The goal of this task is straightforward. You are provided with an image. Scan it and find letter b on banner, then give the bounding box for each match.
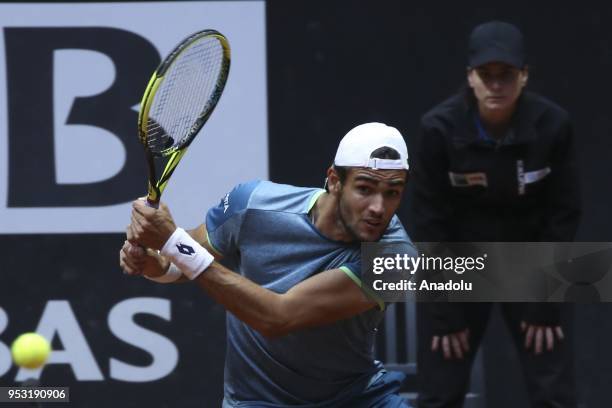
[5,27,160,207]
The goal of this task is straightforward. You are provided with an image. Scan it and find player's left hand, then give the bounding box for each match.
[521,321,564,355]
[128,199,177,250]
[119,240,166,277]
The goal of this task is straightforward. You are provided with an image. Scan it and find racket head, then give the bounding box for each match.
[137,29,231,204]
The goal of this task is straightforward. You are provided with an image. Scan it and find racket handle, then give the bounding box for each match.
[139,198,158,252]
[146,199,159,209]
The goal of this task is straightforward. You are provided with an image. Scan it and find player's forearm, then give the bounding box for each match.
[153,227,292,335]
[194,262,289,337]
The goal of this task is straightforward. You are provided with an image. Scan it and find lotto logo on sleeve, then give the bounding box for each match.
[176,244,195,256]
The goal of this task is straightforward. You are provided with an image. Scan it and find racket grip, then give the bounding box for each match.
[139,198,158,251]
[146,199,160,209]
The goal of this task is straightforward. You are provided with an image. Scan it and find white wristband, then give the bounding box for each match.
[160,227,214,280]
[144,263,183,283]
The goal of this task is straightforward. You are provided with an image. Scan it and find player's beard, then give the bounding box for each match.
[336,188,383,242]
[336,202,361,242]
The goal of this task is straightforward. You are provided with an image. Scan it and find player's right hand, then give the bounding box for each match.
[119,240,167,278]
[128,200,177,250]
[431,329,470,360]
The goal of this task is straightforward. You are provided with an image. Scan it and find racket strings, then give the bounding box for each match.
[146,37,225,154]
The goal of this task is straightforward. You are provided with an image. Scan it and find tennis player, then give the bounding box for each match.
[120,122,416,407]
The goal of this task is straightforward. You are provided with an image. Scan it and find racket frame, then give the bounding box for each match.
[137,29,231,206]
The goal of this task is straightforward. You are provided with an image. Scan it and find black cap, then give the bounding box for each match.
[468,21,525,68]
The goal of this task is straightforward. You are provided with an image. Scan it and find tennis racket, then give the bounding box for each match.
[137,29,231,208]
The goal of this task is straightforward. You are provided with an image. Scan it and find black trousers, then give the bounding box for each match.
[416,303,576,408]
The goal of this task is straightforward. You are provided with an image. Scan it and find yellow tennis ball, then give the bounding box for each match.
[11,333,51,369]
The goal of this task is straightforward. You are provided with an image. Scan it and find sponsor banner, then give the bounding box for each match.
[0,234,226,406]
[362,242,612,302]
[0,1,267,233]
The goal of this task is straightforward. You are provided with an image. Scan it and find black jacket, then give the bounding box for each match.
[411,90,582,332]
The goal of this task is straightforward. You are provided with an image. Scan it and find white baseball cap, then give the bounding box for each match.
[334,122,409,170]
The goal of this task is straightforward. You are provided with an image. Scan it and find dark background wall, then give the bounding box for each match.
[267,0,612,242]
[266,2,612,407]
